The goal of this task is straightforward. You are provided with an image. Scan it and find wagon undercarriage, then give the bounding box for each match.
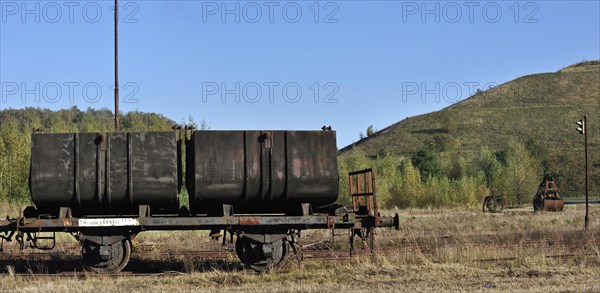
[0,204,399,273]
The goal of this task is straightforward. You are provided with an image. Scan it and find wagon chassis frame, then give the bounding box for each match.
[0,168,399,272]
[0,211,397,235]
[0,206,399,272]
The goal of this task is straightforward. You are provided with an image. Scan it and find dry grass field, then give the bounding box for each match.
[0,205,598,292]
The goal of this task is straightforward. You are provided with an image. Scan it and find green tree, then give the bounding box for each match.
[367,125,375,136]
[388,160,422,208]
[423,176,451,207]
[337,147,369,206]
[477,146,504,189]
[448,156,468,180]
[426,135,455,152]
[502,140,542,205]
[371,154,402,206]
[411,146,441,180]
[0,116,30,202]
[455,175,487,207]
[525,138,552,173]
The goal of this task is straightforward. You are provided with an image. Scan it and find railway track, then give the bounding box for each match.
[0,233,597,277]
[1,250,595,278]
[0,247,361,262]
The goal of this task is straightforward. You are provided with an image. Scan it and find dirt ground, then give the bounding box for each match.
[0,205,598,292]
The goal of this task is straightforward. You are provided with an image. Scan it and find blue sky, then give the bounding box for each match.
[1,1,599,147]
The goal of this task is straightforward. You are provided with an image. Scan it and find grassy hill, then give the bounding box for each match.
[340,61,600,194]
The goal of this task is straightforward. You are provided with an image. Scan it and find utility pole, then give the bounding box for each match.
[114,0,120,132]
[576,115,588,230]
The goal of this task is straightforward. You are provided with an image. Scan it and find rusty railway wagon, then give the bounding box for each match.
[0,127,398,273]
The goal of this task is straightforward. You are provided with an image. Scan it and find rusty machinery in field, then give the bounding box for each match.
[533,175,565,212]
[483,189,504,213]
[0,128,399,273]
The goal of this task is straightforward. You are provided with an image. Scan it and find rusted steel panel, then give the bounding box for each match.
[30,132,179,216]
[239,217,260,225]
[9,213,398,234]
[141,215,329,229]
[246,216,330,225]
[327,216,335,229]
[30,133,76,206]
[187,130,339,214]
[14,215,353,229]
[286,131,339,203]
[543,199,565,211]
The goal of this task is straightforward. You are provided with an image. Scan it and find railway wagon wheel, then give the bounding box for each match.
[482,197,490,213]
[483,196,504,213]
[235,236,289,272]
[82,239,132,273]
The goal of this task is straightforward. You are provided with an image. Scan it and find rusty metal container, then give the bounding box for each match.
[541,198,565,211]
[30,132,180,215]
[532,175,564,212]
[186,130,339,214]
